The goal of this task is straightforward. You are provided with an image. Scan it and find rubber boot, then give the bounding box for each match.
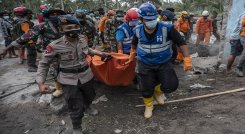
[143,97,154,119]
[52,82,64,97]
[153,84,165,105]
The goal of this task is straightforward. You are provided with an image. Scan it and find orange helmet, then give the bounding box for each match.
[107,10,115,16]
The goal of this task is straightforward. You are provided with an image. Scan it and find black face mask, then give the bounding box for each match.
[79,20,86,25]
[65,30,80,38]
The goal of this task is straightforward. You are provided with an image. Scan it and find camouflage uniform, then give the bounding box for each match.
[11,21,62,77]
[80,19,97,48]
[104,18,118,52]
[12,17,37,69]
[12,21,62,49]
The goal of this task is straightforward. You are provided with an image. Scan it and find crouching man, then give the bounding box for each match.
[36,15,109,134]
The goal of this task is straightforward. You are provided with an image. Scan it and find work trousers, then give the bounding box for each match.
[136,61,179,98]
[237,37,245,70]
[195,32,211,45]
[213,30,220,42]
[60,79,95,129]
[26,45,37,67]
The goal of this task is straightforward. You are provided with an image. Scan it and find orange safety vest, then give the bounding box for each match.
[195,17,213,34]
[177,17,190,33]
[240,16,245,36]
[99,16,109,32]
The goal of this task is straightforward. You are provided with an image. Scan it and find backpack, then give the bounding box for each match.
[11,18,26,40]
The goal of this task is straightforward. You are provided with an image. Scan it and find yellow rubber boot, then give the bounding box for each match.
[154,84,165,105]
[52,82,64,97]
[143,97,154,119]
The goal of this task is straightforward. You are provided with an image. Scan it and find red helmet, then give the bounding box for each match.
[107,10,115,16]
[39,5,47,10]
[125,8,139,21]
[13,7,27,14]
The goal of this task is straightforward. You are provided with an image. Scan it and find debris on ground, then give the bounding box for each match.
[114,129,122,133]
[190,83,211,89]
[92,95,108,104]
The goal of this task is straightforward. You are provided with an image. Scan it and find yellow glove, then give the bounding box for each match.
[183,57,192,71]
[118,50,123,54]
[125,48,136,64]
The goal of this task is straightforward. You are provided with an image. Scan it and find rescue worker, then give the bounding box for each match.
[0,9,66,97]
[177,11,190,40]
[12,7,37,72]
[195,10,213,45]
[176,11,190,63]
[98,8,105,16]
[166,7,176,25]
[38,5,48,24]
[211,11,221,43]
[188,13,195,38]
[116,8,139,54]
[0,11,17,58]
[157,7,163,21]
[36,15,109,134]
[115,10,124,28]
[98,10,115,51]
[125,2,192,119]
[161,10,179,63]
[74,9,96,48]
[233,13,245,77]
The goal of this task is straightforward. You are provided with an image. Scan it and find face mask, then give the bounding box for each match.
[3,16,9,19]
[183,16,189,19]
[203,16,208,20]
[144,19,157,29]
[48,16,59,25]
[65,30,80,38]
[79,20,86,25]
[116,17,123,21]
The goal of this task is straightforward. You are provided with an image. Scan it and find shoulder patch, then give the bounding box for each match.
[45,44,54,54]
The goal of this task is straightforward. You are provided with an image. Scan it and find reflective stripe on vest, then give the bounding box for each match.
[135,23,172,65]
[120,23,133,54]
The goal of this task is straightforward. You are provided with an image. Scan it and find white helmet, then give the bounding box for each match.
[202,10,209,16]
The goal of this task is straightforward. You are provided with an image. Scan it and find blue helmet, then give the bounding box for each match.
[161,10,175,20]
[138,2,157,20]
[58,15,81,26]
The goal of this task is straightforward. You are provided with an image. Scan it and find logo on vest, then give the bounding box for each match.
[157,36,163,42]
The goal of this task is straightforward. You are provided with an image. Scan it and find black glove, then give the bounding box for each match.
[101,53,112,62]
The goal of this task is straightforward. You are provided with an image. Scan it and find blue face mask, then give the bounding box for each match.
[116,17,123,21]
[145,19,157,29]
[48,16,59,25]
[3,16,9,19]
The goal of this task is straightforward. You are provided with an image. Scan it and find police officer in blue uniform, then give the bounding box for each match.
[126,2,193,119]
